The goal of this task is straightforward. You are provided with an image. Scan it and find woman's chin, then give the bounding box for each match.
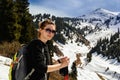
[47,38,52,40]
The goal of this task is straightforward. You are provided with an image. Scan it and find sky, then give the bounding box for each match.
[29,0,120,17]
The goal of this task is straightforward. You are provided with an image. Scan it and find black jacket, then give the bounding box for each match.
[25,39,50,80]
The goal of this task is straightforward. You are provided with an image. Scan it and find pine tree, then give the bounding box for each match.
[87,53,92,62]
[15,0,36,43]
[118,28,120,34]
[0,0,21,42]
[70,62,77,80]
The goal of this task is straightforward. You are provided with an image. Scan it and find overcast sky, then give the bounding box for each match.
[29,0,120,17]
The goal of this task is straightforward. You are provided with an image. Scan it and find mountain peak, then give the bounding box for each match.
[95,8,106,12]
[79,8,119,21]
[93,8,119,15]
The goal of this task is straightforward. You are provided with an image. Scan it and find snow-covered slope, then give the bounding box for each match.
[80,8,119,21]
[109,13,120,24]
[84,53,120,80]
[0,56,12,80]
[85,28,115,47]
[53,37,120,80]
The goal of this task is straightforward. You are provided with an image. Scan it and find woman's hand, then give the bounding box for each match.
[60,56,70,68]
[47,56,69,73]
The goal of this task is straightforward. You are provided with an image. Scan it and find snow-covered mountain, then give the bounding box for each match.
[110,13,120,25]
[103,13,120,30]
[67,8,120,45]
[79,8,119,22]
[78,8,120,29]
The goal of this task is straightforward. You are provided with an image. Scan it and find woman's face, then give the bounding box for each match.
[40,24,56,41]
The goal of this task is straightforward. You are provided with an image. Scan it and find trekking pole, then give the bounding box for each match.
[64,66,69,80]
[53,45,69,80]
[59,66,69,80]
[64,73,69,80]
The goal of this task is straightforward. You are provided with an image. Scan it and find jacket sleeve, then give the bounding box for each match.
[28,44,48,74]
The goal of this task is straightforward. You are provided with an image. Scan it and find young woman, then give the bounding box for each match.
[25,19,69,80]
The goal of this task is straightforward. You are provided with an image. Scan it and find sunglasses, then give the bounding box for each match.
[44,28,56,34]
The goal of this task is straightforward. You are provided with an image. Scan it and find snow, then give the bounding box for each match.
[86,53,120,80]
[0,56,12,80]
[58,43,120,80]
[77,68,101,80]
[86,28,115,47]
[93,8,119,16]
[80,8,119,21]
[0,64,10,80]
[52,26,119,80]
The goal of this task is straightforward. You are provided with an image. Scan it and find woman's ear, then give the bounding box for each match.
[37,28,42,37]
[38,28,42,32]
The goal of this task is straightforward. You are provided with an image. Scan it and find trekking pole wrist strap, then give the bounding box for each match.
[57,59,61,63]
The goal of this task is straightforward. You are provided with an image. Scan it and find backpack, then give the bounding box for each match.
[9,45,31,80]
[9,43,50,80]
